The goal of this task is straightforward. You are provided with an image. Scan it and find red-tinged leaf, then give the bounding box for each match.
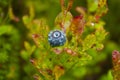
[67,0,74,11]
[32,34,44,48]
[52,48,63,54]
[95,15,100,22]
[30,59,38,66]
[64,48,77,55]
[112,50,120,80]
[70,15,85,36]
[60,0,74,11]
[112,50,120,64]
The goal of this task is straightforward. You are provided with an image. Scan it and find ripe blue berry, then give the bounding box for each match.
[48,30,66,47]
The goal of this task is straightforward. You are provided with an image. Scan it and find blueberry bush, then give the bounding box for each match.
[0,0,120,80]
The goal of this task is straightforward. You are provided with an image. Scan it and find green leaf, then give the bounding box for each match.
[82,34,96,51]
[87,0,98,12]
[95,43,104,51]
[107,70,113,80]
[0,25,12,36]
[24,41,36,55]
[95,26,108,42]
[22,15,31,25]
[55,11,73,29]
[99,70,113,80]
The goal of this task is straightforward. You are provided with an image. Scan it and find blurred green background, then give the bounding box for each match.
[0,0,120,80]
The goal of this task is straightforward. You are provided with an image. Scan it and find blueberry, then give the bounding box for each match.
[48,30,66,47]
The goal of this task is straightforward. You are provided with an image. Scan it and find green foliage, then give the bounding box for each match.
[0,0,119,80]
[0,24,20,79]
[21,0,109,80]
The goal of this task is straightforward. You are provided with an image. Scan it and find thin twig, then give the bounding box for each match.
[67,0,74,11]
